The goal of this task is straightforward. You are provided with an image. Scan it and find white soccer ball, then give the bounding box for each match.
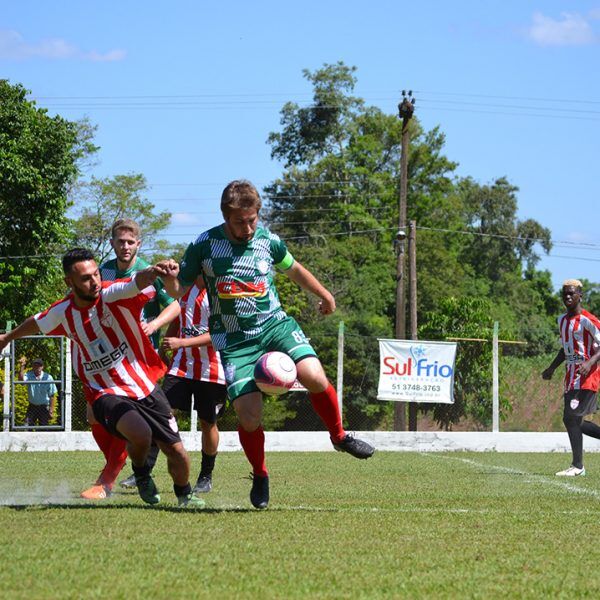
[254,351,297,395]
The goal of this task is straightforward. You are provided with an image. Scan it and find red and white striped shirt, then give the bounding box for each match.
[558,309,600,392]
[168,285,224,384]
[35,278,167,402]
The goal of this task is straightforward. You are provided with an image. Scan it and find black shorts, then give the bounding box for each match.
[92,386,181,446]
[563,389,598,418]
[162,374,227,424]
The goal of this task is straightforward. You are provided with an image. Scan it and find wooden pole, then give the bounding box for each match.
[394,91,414,431]
[408,220,418,431]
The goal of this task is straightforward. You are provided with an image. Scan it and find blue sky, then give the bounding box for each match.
[2,1,599,289]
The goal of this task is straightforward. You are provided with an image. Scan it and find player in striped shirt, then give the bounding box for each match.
[542,279,600,476]
[161,280,227,493]
[81,218,180,499]
[0,248,204,508]
[156,179,375,510]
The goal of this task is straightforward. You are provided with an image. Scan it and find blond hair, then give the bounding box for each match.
[562,279,583,290]
[111,218,141,240]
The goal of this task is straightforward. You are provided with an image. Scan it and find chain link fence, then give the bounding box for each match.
[1,330,569,433]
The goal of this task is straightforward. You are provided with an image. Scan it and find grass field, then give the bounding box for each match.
[1,450,600,599]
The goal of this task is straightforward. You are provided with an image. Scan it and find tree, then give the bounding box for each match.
[579,278,600,317]
[418,297,497,429]
[265,62,558,430]
[71,173,171,264]
[458,177,552,283]
[0,80,87,323]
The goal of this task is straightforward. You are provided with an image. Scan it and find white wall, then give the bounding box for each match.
[2,431,600,453]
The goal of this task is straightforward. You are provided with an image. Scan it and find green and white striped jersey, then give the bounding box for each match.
[178,224,295,350]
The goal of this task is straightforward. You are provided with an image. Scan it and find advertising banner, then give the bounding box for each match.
[377,339,457,403]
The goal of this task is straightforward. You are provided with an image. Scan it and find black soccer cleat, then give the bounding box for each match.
[135,474,161,505]
[333,434,375,459]
[250,474,269,509]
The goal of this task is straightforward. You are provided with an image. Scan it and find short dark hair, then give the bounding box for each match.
[62,248,95,274]
[220,180,262,217]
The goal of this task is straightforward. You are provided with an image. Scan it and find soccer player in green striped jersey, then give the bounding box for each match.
[157,180,374,509]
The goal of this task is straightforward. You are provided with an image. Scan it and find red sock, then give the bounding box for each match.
[92,423,127,489]
[92,423,113,462]
[309,382,346,444]
[238,426,268,477]
[100,437,127,489]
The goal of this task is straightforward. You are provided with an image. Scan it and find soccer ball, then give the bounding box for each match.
[254,351,297,395]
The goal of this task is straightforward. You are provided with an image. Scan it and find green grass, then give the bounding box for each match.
[2,451,600,599]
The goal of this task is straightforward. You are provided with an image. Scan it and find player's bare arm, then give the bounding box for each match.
[542,349,565,380]
[154,260,190,299]
[133,266,162,290]
[0,316,41,353]
[142,300,181,337]
[162,332,212,352]
[578,349,600,378]
[285,261,336,315]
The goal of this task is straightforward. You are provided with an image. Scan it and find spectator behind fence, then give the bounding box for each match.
[18,356,57,426]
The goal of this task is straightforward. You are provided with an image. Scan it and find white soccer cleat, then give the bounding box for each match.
[555,466,586,477]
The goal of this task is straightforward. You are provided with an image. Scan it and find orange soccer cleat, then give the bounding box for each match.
[80,484,111,500]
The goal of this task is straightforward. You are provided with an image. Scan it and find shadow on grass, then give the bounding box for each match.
[3,502,340,514]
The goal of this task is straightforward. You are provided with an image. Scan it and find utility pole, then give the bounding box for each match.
[408,219,418,431]
[394,90,415,431]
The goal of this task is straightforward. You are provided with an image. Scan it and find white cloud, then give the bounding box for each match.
[527,11,597,46]
[589,8,600,20]
[0,29,125,61]
[565,231,593,243]
[171,212,202,225]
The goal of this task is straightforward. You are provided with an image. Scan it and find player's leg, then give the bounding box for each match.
[271,317,374,459]
[138,386,204,508]
[155,440,190,486]
[220,341,270,506]
[562,413,584,470]
[557,390,590,476]
[233,391,269,509]
[582,419,600,439]
[92,394,160,504]
[81,402,127,499]
[193,381,227,493]
[234,391,266,471]
[118,443,160,490]
[115,411,153,466]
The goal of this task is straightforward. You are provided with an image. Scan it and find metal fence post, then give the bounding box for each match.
[336,321,344,417]
[2,321,12,432]
[64,337,72,432]
[492,321,499,433]
[190,406,198,432]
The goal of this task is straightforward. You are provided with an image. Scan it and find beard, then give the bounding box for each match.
[71,282,100,303]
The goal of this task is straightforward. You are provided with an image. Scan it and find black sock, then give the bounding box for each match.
[200,451,217,478]
[564,414,584,469]
[173,483,192,498]
[146,444,160,470]
[582,420,600,440]
[132,463,151,479]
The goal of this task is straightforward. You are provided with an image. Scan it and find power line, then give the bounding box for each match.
[416,90,600,106]
[32,89,600,106]
[3,224,600,259]
[416,225,600,250]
